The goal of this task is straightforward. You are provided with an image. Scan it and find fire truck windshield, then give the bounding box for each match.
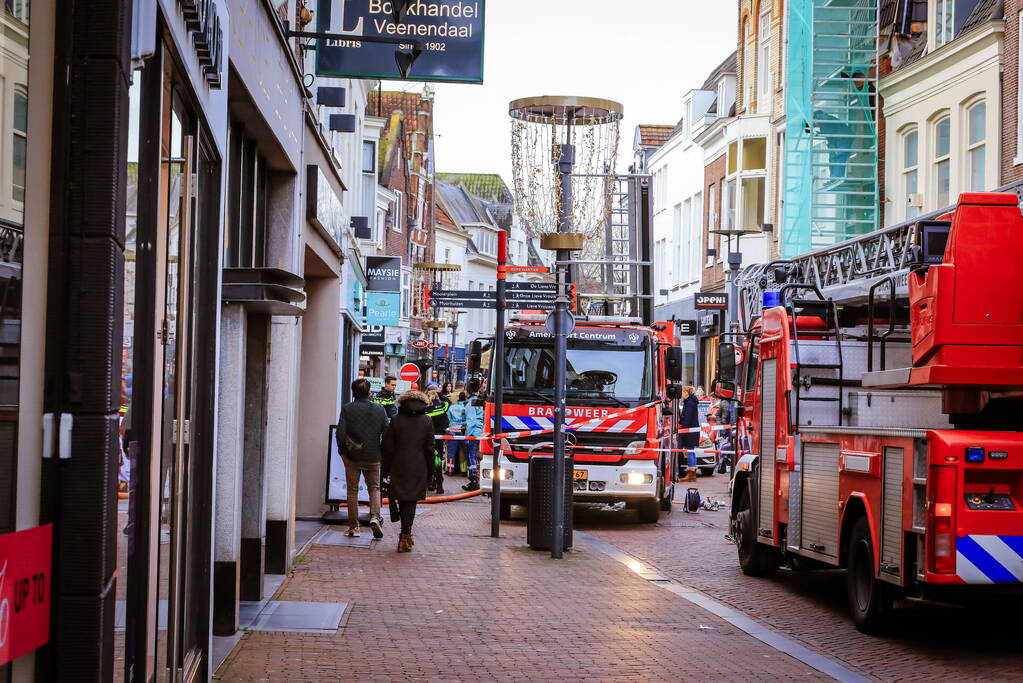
[503,338,653,402]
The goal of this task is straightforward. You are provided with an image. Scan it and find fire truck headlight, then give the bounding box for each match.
[621,472,653,485]
[625,440,647,456]
[483,468,512,480]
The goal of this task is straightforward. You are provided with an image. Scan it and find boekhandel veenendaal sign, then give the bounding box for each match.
[315,0,485,83]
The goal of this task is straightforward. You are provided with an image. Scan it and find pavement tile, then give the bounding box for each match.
[215,494,826,682]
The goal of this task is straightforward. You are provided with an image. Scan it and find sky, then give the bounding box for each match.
[422,0,739,184]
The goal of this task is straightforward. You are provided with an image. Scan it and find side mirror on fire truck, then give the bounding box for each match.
[665,346,684,382]
[717,342,736,383]
[713,380,736,400]
[467,340,483,374]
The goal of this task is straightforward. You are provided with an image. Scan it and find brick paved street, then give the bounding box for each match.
[215,492,826,682]
[583,475,1023,682]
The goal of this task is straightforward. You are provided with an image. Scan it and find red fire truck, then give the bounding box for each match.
[724,192,1023,632]
[477,316,683,522]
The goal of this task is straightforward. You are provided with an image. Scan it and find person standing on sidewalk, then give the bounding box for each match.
[425,384,450,494]
[462,388,485,491]
[382,390,436,552]
[677,385,700,482]
[337,378,389,539]
[445,391,467,476]
[374,375,398,419]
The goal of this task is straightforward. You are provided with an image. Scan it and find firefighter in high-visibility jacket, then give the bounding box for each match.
[374,375,398,419]
[425,384,450,494]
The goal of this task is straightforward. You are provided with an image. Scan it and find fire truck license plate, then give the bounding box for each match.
[573,469,588,480]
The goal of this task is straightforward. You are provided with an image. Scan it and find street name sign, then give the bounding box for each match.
[695,292,728,310]
[315,0,485,83]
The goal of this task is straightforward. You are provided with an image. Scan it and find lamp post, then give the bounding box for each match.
[448,311,465,383]
[707,225,761,331]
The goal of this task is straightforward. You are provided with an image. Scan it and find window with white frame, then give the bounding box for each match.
[1018,12,1023,164]
[655,238,668,295]
[13,89,27,202]
[758,5,772,111]
[672,203,682,284]
[935,0,954,47]
[362,140,376,174]
[902,128,920,219]
[967,101,986,192]
[706,184,717,266]
[723,177,736,232]
[934,116,951,207]
[682,198,692,283]
[402,271,411,319]
[691,191,703,279]
[392,190,403,231]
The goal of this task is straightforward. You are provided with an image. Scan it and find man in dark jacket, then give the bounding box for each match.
[382,390,436,552]
[374,375,398,418]
[678,386,700,482]
[337,378,389,538]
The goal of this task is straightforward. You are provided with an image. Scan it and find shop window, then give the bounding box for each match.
[12,89,27,202]
[902,128,919,219]
[225,123,268,268]
[933,116,951,207]
[967,101,986,192]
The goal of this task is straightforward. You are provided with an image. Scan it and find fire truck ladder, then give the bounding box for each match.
[572,174,653,322]
[782,285,844,427]
[737,178,1023,330]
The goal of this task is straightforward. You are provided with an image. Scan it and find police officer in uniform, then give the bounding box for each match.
[424,383,450,494]
[374,375,398,419]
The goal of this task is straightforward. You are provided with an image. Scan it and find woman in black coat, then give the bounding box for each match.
[678,386,701,482]
[382,390,436,552]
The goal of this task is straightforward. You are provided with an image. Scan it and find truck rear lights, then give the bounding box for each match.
[965,446,985,463]
[927,465,958,574]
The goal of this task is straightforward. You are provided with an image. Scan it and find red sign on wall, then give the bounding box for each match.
[0,524,52,665]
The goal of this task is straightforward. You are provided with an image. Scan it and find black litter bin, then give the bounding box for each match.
[527,454,574,551]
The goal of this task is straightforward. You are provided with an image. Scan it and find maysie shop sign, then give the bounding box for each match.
[179,0,225,88]
[315,0,485,83]
[0,525,52,666]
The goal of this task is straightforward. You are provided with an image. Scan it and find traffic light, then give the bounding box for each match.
[412,359,433,378]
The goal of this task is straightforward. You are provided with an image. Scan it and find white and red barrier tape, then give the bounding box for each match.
[437,400,661,441]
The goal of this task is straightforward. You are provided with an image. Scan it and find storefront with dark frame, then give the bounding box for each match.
[38,2,228,680]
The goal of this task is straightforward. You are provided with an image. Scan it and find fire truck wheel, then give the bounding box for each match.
[499,498,513,520]
[847,516,893,633]
[736,486,780,576]
[659,482,674,512]
[637,499,660,523]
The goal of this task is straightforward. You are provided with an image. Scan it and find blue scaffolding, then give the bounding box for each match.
[783,0,879,257]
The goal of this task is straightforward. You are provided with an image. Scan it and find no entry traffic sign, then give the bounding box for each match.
[399,363,420,383]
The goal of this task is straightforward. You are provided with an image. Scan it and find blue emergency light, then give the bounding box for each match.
[965,446,985,463]
[763,291,781,308]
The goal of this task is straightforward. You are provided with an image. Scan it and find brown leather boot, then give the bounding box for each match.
[397,533,412,552]
[681,468,699,482]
